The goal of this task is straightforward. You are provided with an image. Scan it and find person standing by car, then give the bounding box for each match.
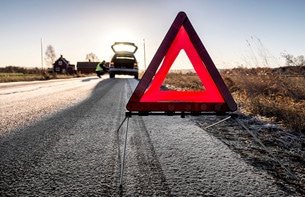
[96,60,106,78]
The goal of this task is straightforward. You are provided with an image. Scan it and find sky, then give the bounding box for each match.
[1,0,305,70]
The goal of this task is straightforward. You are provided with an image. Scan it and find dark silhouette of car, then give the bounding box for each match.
[109,42,138,79]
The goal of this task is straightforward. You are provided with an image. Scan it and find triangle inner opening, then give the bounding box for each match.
[161,49,205,91]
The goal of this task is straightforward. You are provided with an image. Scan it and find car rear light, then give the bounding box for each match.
[110,61,114,67]
[134,62,138,67]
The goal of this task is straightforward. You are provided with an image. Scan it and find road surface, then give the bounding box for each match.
[0,76,293,196]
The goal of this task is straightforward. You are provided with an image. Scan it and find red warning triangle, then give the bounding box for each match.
[126,11,237,112]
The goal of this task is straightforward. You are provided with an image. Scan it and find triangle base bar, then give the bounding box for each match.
[127,102,230,112]
[125,111,231,118]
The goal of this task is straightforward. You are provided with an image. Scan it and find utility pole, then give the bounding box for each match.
[41,37,43,70]
[143,38,146,70]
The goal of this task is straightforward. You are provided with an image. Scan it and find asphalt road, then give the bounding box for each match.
[0,76,293,196]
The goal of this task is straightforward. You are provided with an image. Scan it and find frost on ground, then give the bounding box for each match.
[191,113,305,196]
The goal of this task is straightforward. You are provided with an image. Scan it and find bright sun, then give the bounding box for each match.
[102,28,139,59]
[106,28,137,44]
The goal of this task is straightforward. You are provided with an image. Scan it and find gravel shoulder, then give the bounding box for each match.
[191,113,305,196]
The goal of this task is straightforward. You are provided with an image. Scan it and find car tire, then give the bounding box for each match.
[134,74,138,79]
[110,73,115,78]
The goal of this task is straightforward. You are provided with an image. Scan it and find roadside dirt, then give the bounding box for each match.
[192,113,305,196]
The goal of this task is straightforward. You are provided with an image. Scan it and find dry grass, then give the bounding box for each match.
[0,72,51,82]
[0,72,80,82]
[0,66,89,83]
[222,67,305,134]
[162,72,204,91]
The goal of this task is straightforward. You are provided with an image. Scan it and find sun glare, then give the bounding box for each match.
[106,28,136,44]
[102,28,139,58]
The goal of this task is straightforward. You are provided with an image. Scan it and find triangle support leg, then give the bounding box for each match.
[118,115,130,195]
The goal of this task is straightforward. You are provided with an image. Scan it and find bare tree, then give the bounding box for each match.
[282,53,305,67]
[45,45,56,67]
[86,53,99,62]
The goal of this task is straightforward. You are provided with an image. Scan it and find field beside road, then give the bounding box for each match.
[0,66,89,83]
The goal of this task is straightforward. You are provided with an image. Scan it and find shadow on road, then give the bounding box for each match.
[81,77,99,82]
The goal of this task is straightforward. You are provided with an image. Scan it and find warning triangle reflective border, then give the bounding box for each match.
[126,11,237,112]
